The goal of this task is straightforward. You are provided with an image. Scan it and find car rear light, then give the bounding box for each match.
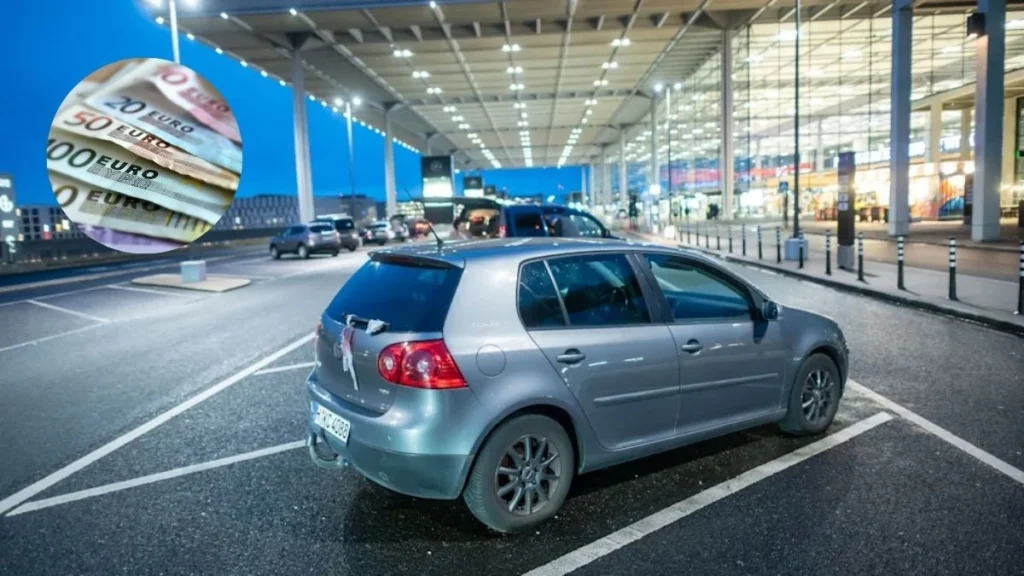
[498,225,506,238]
[377,340,466,389]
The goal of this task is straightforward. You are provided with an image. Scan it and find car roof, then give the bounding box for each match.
[371,237,714,268]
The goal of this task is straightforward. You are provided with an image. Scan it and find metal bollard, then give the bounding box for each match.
[825,230,832,276]
[742,224,747,256]
[857,232,864,281]
[798,232,804,269]
[728,227,733,253]
[705,223,710,248]
[897,235,905,290]
[948,237,957,301]
[775,226,781,264]
[686,220,691,244]
[716,225,721,250]
[757,226,763,260]
[1016,241,1023,315]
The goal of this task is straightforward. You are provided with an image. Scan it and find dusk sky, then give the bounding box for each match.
[2,0,587,206]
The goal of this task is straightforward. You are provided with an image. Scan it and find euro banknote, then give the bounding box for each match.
[53,103,239,191]
[50,172,211,244]
[80,225,185,254]
[46,128,233,224]
[85,71,242,173]
[141,60,241,144]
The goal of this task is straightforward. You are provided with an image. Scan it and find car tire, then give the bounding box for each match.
[270,246,280,260]
[297,244,309,259]
[347,244,357,252]
[331,250,339,257]
[463,414,574,534]
[779,353,842,436]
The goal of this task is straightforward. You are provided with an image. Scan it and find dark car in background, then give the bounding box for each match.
[311,215,361,252]
[499,204,616,239]
[270,223,341,259]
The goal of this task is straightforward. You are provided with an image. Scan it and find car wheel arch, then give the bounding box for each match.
[791,343,846,396]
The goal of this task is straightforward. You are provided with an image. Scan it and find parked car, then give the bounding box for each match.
[389,216,410,242]
[269,223,341,259]
[359,221,392,246]
[306,238,848,533]
[310,215,361,252]
[498,204,617,239]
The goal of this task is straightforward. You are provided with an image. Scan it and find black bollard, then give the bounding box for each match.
[798,233,804,269]
[705,223,710,248]
[716,225,721,250]
[897,235,905,290]
[686,220,691,245]
[742,224,747,256]
[728,226,733,253]
[825,230,832,276]
[948,237,957,301]
[1017,241,1023,315]
[775,226,781,264]
[757,226,763,260]
[857,232,865,281]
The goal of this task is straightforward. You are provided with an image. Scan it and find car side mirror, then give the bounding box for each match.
[761,300,780,321]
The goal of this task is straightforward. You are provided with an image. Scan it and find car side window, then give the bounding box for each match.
[570,214,604,237]
[546,254,650,327]
[288,226,304,235]
[517,262,566,329]
[643,254,751,321]
[513,211,547,236]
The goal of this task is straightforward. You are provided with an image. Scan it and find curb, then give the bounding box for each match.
[688,244,1024,338]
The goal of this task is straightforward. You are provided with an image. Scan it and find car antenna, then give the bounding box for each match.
[399,184,444,250]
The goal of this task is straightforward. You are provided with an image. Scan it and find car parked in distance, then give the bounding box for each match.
[311,215,361,252]
[270,223,341,259]
[388,216,410,242]
[499,204,617,239]
[306,238,849,533]
[359,221,393,246]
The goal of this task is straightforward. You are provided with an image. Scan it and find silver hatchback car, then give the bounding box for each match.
[306,238,849,533]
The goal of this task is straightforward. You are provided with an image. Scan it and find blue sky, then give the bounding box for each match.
[1,0,585,206]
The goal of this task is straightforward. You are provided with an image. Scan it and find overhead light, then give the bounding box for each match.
[412,70,430,78]
[585,109,593,115]
[155,16,165,24]
[260,70,268,77]
[611,38,631,47]
[332,106,338,112]
[352,96,362,107]
[429,0,437,7]
[215,47,223,54]
[673,82,682,90]
[280,80,286,86]
[393,48,414,58]
[506,66,523,74]
[443,105,457,112]
[582,118,588,123]
[459,123,470,129]
[240,60,248,67]
[601,61,619,69]
[509,83,525,91]
[520,112,528,119]
[186,33,195,40]
[289,7,297,16]
[514,102,527,109]
[427,87,443,94]
[502,43,522,53]
[468,132,478,138]
[593,79,608,86]
[334,97,344,106]
[584,98,597,105]
[654,82,664,92]
[220,12,228,19]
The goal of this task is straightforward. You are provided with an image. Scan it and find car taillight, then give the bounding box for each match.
[377,340,466,389]
[314,320,322,347]
[498,225,506,238]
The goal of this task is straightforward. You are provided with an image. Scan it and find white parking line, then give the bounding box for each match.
[104,284,197,298]
[0,332,315,516]
[847,380,1024,486]
[253,362,316,376]
[6,440,305,517]
[521,412,894,576]
[27,299,110,324]
[0,323,108,354]
[0,285,109,308]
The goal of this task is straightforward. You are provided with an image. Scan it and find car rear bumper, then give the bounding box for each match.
[305,376,477,500]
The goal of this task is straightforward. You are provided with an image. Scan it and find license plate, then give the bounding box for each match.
[313,403,350,444]
[321,231,334,236]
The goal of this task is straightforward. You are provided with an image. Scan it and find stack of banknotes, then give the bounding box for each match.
[47,58,241,252]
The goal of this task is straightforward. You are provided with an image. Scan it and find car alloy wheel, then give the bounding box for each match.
[495,434,562,516]
[801,368,836,425]
[298,244,309,259]
[270,246,279,259]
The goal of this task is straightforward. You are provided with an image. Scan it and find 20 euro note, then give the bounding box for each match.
[141,60,241,144]
[54,103,239,191]
[46,128,234,225]
[85,75,242,173]
[50,172,211,244]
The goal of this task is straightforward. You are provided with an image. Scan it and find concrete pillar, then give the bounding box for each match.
[619,131,628,206]
[1002,97,1017,187]
[815,121,825,174]
[290,51,315,223]
[720,28,735,220]
[603,152,613,206]
[425,133,435,156]
[650,98,661,195]
[888,1,913,236]
[384,110,397,218]
[960,109,973,160]
[928,103,943,163]
[973,0,1006,241]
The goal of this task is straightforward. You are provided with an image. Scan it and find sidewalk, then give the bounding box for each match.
[629,229,1024,337]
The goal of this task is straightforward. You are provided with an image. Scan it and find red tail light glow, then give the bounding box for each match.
[377,340,467,389]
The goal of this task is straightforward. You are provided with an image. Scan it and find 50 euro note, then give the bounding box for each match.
[85,73,242,173]
[54,103,239,191]
[50,172,212,244]
[140,59,241,144]
[46,128,234,224]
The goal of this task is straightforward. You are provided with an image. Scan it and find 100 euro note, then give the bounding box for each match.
[84,67,242,174]
[54,103,239,191]
[46,127,233,224]
[141,59,242,144]
[50,172,212,244]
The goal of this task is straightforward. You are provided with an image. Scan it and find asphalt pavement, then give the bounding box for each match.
[0,240,1021,576]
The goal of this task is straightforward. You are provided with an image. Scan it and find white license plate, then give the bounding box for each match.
[313,403,350,444]
[321,231,334,236]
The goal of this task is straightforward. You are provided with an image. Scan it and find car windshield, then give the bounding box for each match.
[309,224,333,233]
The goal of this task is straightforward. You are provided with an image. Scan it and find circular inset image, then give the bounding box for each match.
[47,58,241,254]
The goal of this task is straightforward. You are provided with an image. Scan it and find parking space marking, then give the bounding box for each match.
[104,284,197,298]
[253,361,316,376]
[521,412,894,576]
[27,299,110,324]
[0,285,109,308]
[848,380,1024,486]
[6,440,305,517]
[205,272,275,281]
[0,332,315,516]
[0,323,107,354]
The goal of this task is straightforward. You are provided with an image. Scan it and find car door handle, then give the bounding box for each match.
[556,350,586,364]
[680,341,703,354]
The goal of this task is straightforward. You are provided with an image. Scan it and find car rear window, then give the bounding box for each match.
[336,219,355,231]
[325,260,462,332]
[309,224,333,233]
[512,212,546,236]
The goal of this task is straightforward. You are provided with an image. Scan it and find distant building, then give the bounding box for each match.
[18,205,85,241]
[215,194,380,229]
